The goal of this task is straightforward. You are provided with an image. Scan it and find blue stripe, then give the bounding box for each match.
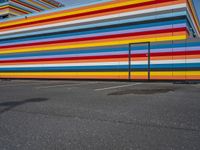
[150,63,200,68]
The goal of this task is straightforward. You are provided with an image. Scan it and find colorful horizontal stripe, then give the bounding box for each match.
[0,0,200,80]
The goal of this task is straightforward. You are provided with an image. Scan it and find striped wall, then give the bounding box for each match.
[0,0,200,80]
[0,0,63,17]
[131,39,200,80]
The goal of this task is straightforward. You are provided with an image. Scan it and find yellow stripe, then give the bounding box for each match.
[0,9,9,15]
[0,71,199,78]
[0,0,153,27]
[131,72,148,76]
[186,71,200,76]
[0,35,187,55]
[151,71,173,76]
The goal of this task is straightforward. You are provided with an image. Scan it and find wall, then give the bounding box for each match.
[0,0,199,80]
[130,39,200,80]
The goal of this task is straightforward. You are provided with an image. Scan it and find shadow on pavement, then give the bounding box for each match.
[0,98,48,114]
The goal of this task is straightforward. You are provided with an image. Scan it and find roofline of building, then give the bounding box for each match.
[0,0,111,22]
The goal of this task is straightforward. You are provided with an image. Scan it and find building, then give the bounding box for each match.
[0,0,63,19]
[0,0,200,80]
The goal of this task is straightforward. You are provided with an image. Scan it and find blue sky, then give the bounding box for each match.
[193,0,200,21]
[57,0,200,21]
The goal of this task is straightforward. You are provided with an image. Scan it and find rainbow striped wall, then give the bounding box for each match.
[0,0,200,80]
[0,0,63,17]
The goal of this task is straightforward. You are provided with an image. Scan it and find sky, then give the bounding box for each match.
[57,0,200,21]
[193,0,200,21]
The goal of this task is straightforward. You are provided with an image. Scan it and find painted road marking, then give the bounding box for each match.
[94,83,141,91]
[36,82,99,89]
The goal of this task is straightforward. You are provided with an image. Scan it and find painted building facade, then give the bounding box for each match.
[0,0,200,80]
[0,0,63,19]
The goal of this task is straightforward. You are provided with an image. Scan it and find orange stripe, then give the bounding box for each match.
[2,74,199,80]
[186,76,200,80]
[150,76,174,80]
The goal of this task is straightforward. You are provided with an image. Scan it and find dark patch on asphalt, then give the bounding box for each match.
[173,81,200,84]
[108,88,175,95]
[0,98,48,114]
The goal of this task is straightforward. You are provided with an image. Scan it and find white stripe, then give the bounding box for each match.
[0,62,128,68]
[0,4,186,35]
[37,82,98,89]
[95,83,141,91]
[133,59,200,65]
[131,61,148,65]
[158,59,200,64]
[151,59,200,64]
[186,59,200,63]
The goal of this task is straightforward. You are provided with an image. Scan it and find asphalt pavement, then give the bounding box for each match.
[0,79,200,150]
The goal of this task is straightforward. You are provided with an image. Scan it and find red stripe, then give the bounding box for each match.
[0,27,186,49]
[132,50,200,57]
[0,0,176,30]
[0,54,128,64]
[0,6,8,10]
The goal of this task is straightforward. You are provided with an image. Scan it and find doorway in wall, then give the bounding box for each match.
[129,42,150,80]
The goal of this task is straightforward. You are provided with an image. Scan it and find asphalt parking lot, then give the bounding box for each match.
[0,79,200,150]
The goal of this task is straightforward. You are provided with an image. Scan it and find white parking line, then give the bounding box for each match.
[36,81,99,89]
[95,83,141,91]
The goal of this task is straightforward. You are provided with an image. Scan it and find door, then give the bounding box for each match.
[129,42,150,80]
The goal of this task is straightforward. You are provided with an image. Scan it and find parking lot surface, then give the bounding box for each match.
[0,79,200,150]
